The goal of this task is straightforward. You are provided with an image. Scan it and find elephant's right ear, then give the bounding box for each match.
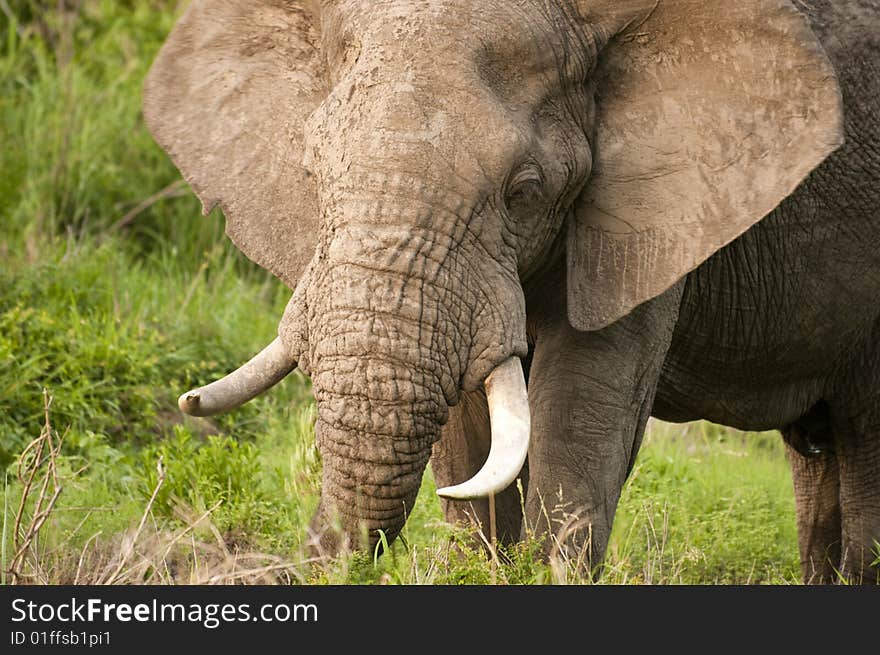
[143,0,327,289]
[565,0,843,331]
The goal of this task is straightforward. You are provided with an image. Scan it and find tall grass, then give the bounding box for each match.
[0,1,222,259]
[1,1,804,584]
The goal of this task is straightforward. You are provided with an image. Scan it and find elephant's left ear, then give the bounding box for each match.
[566,0,843,331]
[143,0,327,290]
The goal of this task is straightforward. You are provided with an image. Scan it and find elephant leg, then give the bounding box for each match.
[828,322,880,584]
[834,410,880,584]
[431,388,527,545]
[524,282,682,574]
[783,435,841,584]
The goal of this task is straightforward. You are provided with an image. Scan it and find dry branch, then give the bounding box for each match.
[110,179,189,232]
[8,390,65,584]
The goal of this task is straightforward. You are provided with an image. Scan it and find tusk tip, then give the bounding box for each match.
[435,485,461,500]
[178,391,202,415]
[435,484,490,501]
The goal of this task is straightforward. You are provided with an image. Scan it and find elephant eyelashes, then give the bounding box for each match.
[504,166,545,212]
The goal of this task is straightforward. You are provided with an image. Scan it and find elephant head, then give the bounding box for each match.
[143,0,842,553]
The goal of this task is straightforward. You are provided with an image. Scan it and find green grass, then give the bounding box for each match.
[1,1,803,584]
[607,423,800,584]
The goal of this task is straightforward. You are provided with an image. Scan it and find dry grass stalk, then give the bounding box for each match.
[102,455,166,584]
[8,390,66,584]
[64,501,311,585]
[110,179,189,232]
[3,395,311,585]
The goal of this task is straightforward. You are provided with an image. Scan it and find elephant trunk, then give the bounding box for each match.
[309,393,439,552]
[298,142,529,551]
[308,338,450,553]
[303,243,459,552]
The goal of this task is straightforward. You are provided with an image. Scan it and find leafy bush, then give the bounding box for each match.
[139,426,265,531]
[0,242,296,467]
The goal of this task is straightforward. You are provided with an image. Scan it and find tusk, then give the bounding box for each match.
[178,337,296,417]
[436,357,530,500]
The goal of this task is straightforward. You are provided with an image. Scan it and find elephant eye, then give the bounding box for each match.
[504,166,544,213]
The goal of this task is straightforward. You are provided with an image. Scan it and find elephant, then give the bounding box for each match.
[143,0,880,583]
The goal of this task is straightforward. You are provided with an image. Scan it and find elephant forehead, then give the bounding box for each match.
[324,0,576,81]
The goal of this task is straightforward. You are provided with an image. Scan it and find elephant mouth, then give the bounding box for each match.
[175,340,529,500]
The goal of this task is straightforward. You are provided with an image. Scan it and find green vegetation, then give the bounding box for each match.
[1,1,801,584]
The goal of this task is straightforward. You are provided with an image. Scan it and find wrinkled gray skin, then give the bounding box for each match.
[145,0,879,583]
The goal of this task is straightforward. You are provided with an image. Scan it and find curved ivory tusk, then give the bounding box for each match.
[436,357,530,500]
[178,337,297,417]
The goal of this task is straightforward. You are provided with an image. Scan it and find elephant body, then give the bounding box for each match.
[145,0,879,582]
[660,1,880,433]
[435,0,880,583]
[657,12,880,578]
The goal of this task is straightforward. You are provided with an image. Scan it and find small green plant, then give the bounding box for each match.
[139,427,260,522]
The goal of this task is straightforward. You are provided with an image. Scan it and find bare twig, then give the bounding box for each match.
[8,390,65,584]
[74,531,103,585]
[104,456,165,583]
[110,180,188,232]
[2,471,8,585]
